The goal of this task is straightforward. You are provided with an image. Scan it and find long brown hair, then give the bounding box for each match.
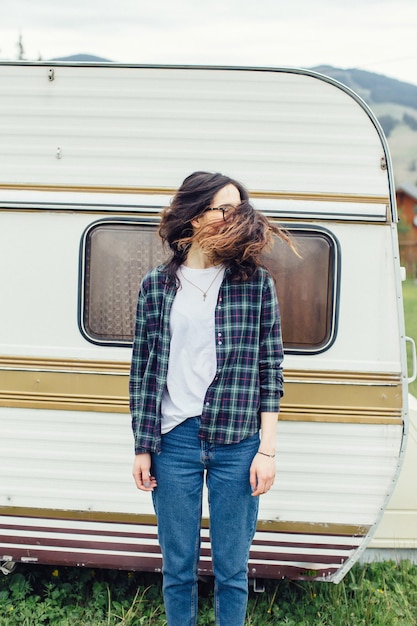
[159,171,294,283]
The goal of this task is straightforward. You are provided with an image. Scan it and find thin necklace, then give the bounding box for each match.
[179,266,224,301]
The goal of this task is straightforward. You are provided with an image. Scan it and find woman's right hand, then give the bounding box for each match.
[132,453,157,491]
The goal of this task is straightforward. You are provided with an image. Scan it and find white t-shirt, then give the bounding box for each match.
[161,264,225,434]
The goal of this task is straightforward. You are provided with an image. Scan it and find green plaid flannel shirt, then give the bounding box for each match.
[130,265,283,454]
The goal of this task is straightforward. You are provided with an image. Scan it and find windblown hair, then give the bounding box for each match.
[159,171,294,284]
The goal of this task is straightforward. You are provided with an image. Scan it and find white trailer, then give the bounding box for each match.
[0,63,415,582]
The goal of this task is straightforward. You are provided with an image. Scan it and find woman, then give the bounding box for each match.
[130,171,288,626]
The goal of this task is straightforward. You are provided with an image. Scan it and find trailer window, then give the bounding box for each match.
[80,221,165,345]
[262,229,339,352]
[80,221,339,353]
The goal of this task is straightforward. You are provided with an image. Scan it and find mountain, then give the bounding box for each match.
[311,65,417,187]
[312,65,417,110]
[50,54,112,62]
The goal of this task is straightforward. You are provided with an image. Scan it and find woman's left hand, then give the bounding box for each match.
[250,453,276,496]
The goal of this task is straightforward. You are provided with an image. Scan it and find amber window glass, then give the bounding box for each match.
[80,220,339,352]
[80,220,165,344]
[261,228,339,352]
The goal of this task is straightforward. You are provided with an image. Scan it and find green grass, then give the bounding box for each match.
[1,561,417,625]
[0,281,415,625]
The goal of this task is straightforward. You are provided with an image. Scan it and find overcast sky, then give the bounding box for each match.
[1,0,417,86]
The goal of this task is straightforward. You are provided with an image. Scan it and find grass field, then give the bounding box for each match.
[403,279,417,397]
[1,560,417,625]
[0,282,416,625]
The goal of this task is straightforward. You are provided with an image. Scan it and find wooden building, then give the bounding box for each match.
[397,182,417,277]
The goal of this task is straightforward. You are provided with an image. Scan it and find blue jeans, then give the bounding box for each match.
[151,416,259,626]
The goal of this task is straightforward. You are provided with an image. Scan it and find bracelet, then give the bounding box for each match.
[257,451,275,458]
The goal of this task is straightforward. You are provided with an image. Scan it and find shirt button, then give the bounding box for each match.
[205,401,210,406]
[218,341,222,345]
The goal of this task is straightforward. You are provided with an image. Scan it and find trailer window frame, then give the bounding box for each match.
[79,218,340,354]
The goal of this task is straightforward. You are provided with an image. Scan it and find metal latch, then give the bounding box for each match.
[0,560,16,575]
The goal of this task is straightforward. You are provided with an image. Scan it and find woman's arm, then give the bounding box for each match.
[250,411,277,496]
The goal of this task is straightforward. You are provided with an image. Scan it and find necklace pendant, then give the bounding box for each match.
[179,266,223,302]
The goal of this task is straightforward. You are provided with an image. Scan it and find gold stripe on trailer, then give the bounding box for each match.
[0,182,389,205]
[0,356,403,425]
[0,505,370,538]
